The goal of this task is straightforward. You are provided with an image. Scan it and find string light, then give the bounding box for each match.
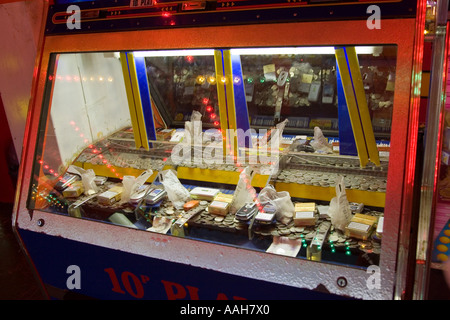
[49,74,114,82]
[69,120,123,179]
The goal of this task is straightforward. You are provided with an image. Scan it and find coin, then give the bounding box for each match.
[304,232,315,239]
[329,234,339,242]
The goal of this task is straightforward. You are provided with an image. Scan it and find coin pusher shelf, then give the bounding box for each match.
[46,126,386,269]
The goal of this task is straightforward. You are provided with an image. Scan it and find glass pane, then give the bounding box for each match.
[144,50,220,129]
[240,46,396,139]
[27,45,397,271]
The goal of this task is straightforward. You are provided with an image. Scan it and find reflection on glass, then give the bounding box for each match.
[239,45,396,138]
[144,52,220,129]
[26,46,397,270]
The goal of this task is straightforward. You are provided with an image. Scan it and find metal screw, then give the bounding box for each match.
[337,277,347,288]
[37,219,45,227]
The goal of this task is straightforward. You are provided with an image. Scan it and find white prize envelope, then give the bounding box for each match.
[266,236,302,257]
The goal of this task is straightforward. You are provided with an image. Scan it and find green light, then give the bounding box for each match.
[260,77,265,83]
[331,248,336,253]
[247,77,253,83]
[345,250,351,256]
[303,244,307,248]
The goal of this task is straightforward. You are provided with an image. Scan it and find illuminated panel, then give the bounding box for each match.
[46,0,416,35]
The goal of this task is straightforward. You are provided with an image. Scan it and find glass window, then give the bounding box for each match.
[27,45,397,270]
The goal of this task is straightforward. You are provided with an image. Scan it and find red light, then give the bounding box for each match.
[206,106,213,112]
[214,121,219,126]
[38,160,44,164]
[162,11,171,18]
[185,55,194,63]
[202,98,209,105]
[210,113,217,119]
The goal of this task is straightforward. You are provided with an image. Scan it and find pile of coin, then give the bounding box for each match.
[190,210,249,232]
[277,169,387,192]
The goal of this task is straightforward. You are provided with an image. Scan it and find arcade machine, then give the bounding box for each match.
[423,0,450,299]
[13,0,426,300]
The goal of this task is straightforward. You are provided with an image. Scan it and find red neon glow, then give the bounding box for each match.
[213,121,219,126]
[206,106,213,113]
[69,120,123,180]
[210,113,217,119]
[185,55,194,63]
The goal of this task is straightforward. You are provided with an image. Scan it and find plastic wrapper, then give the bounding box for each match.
[120,169,153,204]
[310,126,333,153]
[259,118,288,148]
[230,166,257,214]
[258,184,294,225]
[68,165,98,195]
[158,169,191,210]
[328,176,353,232]
[184,110,203,145]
